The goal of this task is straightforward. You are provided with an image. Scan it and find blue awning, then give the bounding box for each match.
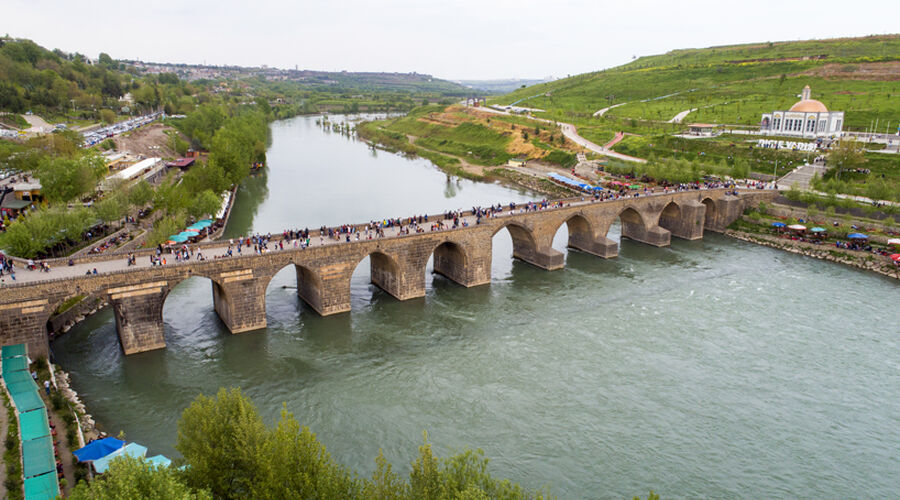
[74,437,125,462]
[93,443,148,473]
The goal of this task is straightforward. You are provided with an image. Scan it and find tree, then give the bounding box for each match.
[94,196,126,226]
[250,407,360,499]
[176,388,268,500]
[128,180,153,207]
[35,154,106,203]
[188,189,223,219]
[100,108,116,124]
[68,455,211,500]
[828,139,866,174]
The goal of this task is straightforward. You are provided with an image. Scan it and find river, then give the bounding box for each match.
[51,114,900,499]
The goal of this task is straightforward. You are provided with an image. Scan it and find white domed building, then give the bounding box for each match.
[760,86,843,138]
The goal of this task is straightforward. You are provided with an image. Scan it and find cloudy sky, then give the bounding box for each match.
[7,0,897,80]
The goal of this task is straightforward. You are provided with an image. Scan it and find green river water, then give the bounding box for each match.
[52,115,899,499]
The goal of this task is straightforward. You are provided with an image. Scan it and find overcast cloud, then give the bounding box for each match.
[6,0,897,80]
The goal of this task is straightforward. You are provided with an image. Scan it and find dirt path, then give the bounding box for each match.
[22,114,55,133]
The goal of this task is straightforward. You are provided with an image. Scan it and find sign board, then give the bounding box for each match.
[756,139,818,152]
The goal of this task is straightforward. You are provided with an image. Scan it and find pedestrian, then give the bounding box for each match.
[44,380,50,395]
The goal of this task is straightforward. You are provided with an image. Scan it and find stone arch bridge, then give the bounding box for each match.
[0,188,775,357]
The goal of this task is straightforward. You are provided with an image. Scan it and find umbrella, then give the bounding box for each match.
[891,254,900,262]
[847,233,868,239]
[184,228,201,233]
[810,227,826,233]
[887,238,900,246]
[787,224,806,231]
[73,437,125,462]
[177,231,198,239]
[168,234,189,243]
[771,222,786,228]
[93,442,148,473]
[146,455,172,468]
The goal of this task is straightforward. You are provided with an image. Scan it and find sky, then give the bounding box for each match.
[6,0,898,81]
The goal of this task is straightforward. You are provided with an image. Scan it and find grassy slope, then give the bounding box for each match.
[493,35,900,130]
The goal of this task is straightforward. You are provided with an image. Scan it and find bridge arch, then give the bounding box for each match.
[551,213,596,254]
[348,249,404,307]
[492,221,539,265]
[606,206,649,239]
[656,201,682,235]
[262,261,325,318]
[701,198,718,232]
[429,239,469,287]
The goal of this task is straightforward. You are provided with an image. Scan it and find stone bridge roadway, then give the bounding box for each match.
[0,188,776,357]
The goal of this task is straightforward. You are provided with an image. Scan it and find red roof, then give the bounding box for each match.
[166,158,195,168]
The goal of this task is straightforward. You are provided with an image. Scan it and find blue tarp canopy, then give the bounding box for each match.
[187,220,212,230]
[2,344,26,359]
[22,435,55,478]
[3,368,32,384]
[7,380,43,413]
[147,455,172,467]
[93,442,148,473]
[547,173,598,192]
[168,234,189,243]
[177,231,198,239]
[771,222,786,227]
[24,471,59,500]
[19,408,50,442]
[74,437,125,462]
[2,355,28,374]
[810,227,826,233]
[848,233,868,239]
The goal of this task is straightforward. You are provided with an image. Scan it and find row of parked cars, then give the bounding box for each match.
[81,111,163,147]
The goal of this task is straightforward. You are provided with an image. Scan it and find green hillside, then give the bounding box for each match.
[494,35,900,131]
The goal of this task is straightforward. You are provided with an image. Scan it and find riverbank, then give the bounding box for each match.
[725,230,899,280]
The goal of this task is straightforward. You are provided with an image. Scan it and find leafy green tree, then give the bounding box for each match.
[68,455,211,500]
[34,153,106,203]
[100,108,116,124]
[189,189,223,219]
[94,196,126,226]
[828,139,866,173]
[362,450,408,499]
[250,406,360,499]
[128,180,153,207]
[176,388,268,500]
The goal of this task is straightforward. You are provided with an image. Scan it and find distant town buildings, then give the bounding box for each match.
[760,86,843,138]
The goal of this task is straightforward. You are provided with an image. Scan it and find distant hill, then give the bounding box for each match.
[493,35,900,130]
[455,78,553,94]
[0,36,132,117]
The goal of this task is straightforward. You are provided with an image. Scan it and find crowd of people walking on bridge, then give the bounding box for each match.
[3,184,762,283]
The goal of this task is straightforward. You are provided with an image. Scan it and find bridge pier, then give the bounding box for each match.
[0,300,51,358]
[659,200,706,240]
[703,196,742,232]
[567,232,619,258]
[433,240,492,287]
[108,282,167,355]
[621,222,671,247]
[212,270,267,334]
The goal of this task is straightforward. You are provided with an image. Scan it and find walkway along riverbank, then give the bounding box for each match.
[725,230,900,280]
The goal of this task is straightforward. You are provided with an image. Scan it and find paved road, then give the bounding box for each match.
[593,103,627,117]
[668,108,697,124]
[3,187,766,286]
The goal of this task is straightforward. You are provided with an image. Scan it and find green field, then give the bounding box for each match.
[492,35,900,131]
